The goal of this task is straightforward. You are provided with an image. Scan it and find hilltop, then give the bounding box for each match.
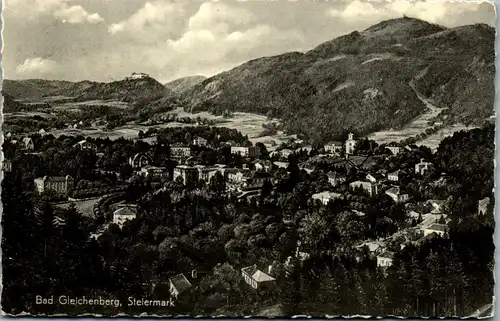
[183,17,495,141]
[165,75,206,94]
[54,75,176,106]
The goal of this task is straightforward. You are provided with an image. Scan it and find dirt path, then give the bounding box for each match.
[368,67,446,145]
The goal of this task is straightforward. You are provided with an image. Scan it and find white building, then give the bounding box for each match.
[192,136,208,147]
[231,146,260,158]
[422,223,448,237]
[311,191,344,205]
[325,141,343,155]
[377,251,394,267]
[349,180,378,197]
[415,159,434,175]
[386,142,403,155]
[345,133,356,155]
[385,186,409,203]
[112,204,138,228]
[387,170,402,182]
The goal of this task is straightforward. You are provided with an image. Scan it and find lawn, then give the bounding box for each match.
[55,197,100,217]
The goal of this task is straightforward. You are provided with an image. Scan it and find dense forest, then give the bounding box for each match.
[1,124,494,316]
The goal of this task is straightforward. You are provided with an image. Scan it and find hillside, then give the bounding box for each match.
[183,17,495,141]
[55,76,176,106]
[2,79,74,99]
[165,75,206,94]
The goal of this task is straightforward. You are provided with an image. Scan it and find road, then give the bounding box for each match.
[368,67,446,145]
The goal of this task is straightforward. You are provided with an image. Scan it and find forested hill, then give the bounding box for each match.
[183,17,495,141]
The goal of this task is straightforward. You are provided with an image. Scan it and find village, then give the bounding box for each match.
[2,123,492,315]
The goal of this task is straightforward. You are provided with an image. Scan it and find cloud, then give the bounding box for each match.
[54,5,104,24]
[327,0,482,24]
[15,58,58,75]
[6,0,104,24]
[103,1,305,80]
[108,1,185,41]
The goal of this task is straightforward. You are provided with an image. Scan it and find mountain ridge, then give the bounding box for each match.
[182,17,495,141]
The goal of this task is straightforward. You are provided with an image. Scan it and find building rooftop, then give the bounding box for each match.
[312,191,343,200]
[427,223,448,232]
[113,205,138,217]
[169,273,192,293]
[252,270,276,282]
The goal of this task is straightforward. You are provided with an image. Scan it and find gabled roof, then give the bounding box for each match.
[23,137,33,144]
[385,186,401,195]
[242,264,259,276]
[169,273,192,293]
[326,141,343,146]
[252,270,276,282]
[113,205,138,216]
[387,142,402,147]
[388,169,402,176]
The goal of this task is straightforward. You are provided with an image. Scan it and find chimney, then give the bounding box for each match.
[421,158,425,163]
[267,264,273,275]
[191,269,198,279]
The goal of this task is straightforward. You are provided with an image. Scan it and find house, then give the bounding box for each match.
[418,213,449,229]
[311,191,344,205]
[169,273,192,299]
[366,173,385,183]
[387,170,402,182]
[22,137,34,151]
[327,171,347,187]
[171,146,191,158]
[385,186,409,203]
[34,175,74,197]
[349,180,378,197]
[415,159,434,175]
[112,204,138,227]
[422,223,448,237]
[278,149,294,159]
[273,161,288,169]
[173,165,199,184]
[377,251,394,267]
[241,264,276,290]
[73,140,97,152]
[39,128,47,136]
[129,153,151,169]
[345,132,356,155]
[127,72,149,79]
[231,146,261,158]
[254,160,273,172]
[2,159,12,173]
[242,171,272,191]
[324,141,343,155]
[413,232,439,246]
[386,142,403,155]
[140,166,169,180]
[192,136,208,147]
[478,197,490,215]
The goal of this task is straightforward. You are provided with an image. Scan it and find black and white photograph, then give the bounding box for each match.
[0,0,496,317]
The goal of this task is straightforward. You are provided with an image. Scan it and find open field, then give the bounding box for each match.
[42,107,295,149]
[55,197,99,217]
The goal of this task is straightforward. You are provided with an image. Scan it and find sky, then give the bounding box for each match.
[2,0,496,83]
